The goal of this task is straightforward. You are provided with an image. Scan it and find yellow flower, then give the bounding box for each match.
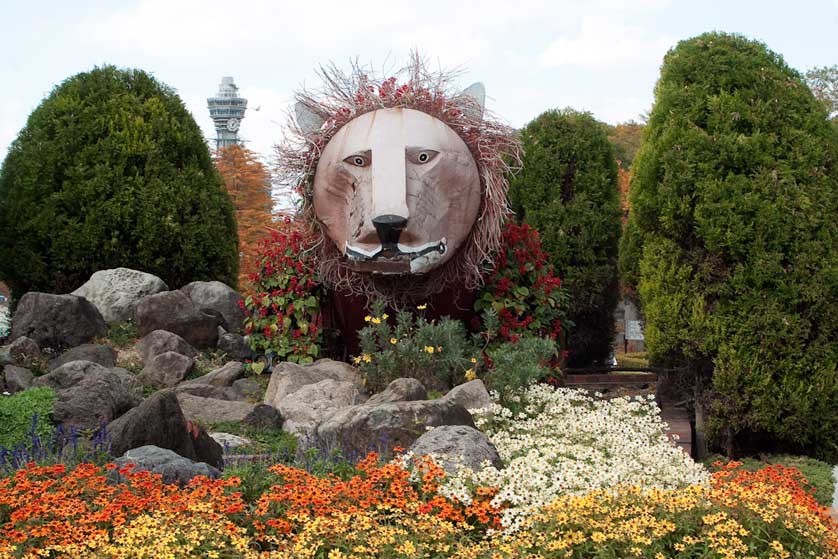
[417,304,427,310]
[390,338,398,345]
[352,356,362,364]
[424,346,435,354]
[464,368,477,381]
[362,354,372,363]
[382,313,389,320]
[364,315,372,322]
[470,357,478,364]
[371,317,382,325]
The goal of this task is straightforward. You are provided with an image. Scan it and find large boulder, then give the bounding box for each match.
[176,361,246,400]
[278,379,366,436]
[442,380,493,412]
[33,360,141,429]
[138,351,194,388]
[408,425,503,474]
[7,336,43,368]
[316,399,475,459]
[232,377,263,401]
[367,378,428,404]
[135,291,221,349]
[10,293,107,350]
[176,393,255,425]
[72,268,168,325]
[3,365,33,393]
[181,281,246,334]
[136,330,197,364]
[106,390,222,467]
[115,446,220,486]
[49,344,117,370]
[264,359,363,408]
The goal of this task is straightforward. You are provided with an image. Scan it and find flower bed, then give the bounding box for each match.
[439,384,709,532]
[0,388,834,558]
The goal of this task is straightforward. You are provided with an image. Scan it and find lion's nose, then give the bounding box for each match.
[372,214,408,250]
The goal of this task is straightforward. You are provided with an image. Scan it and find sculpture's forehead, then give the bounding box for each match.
[326,107,465,154]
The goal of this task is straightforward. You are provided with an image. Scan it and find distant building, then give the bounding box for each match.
[207,77,247,149]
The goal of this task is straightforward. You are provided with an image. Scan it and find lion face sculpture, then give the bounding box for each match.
[283,64,517,302]
[312,107,481,274]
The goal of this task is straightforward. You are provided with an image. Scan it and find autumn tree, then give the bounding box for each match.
[805,64,838,118]
[606,121,645,169]
[214,145,274,291]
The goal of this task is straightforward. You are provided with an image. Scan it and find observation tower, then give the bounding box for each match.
[207,77,247,149]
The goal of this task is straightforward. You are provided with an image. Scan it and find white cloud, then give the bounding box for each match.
[539,16,674,69]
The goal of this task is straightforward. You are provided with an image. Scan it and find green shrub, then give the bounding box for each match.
[0,65,238,300]
[508,109,621,367]
[624,32,838,460]
[0,387,55,448]
[355,301,475,393]
[483,336,556,408]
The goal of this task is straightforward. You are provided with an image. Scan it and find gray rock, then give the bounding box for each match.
[443,380,493,412]
[409,425,503,474]
[3,365,33,393]
[218,332,255,361]
[135,291,221,349]
[367,378,428,404]
[50,344,117,370]
[107,389,222,467]
[115,445,220,486]
[72,268,168,325]
[181,281,246,334]
[34,360,141,429]
[137,330,198,364]
[264,359,363,408]
[243,404,283,430]
[278,379,366,436]
[10,293,107,350]
[210,432,252,449]
[8,336,43,368]
[176,393,255,425]
[232,377,263,401]
[175,383,241,401]
[315,399,475,458]
[189,361,245,387]
[139,351,194,388]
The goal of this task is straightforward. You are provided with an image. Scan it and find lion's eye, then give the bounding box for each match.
[408,149,439,165]
[344,154,370,167]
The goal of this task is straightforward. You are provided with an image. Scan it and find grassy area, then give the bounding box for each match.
[616,352,649,368]
[704,454,835,507]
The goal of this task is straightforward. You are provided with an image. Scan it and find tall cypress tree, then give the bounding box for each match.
[509,109,622,367]
[623,32,838,459]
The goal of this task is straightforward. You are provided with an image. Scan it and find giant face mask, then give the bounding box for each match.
[312,108,482,275]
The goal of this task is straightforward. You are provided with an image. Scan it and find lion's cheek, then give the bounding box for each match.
[314,165,363,254]
[413,154,481,259]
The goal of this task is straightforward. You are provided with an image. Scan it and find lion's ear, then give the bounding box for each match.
[457,82,486,120]
[295,101,326,135]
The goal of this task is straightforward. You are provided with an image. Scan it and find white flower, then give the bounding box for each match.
[438,384,708,533]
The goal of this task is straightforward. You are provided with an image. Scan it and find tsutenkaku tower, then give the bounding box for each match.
[207,76,247,149]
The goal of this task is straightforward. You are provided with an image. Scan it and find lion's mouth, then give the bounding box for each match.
[345,239,447,274]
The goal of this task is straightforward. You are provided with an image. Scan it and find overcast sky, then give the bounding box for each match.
[2,0,837,166]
